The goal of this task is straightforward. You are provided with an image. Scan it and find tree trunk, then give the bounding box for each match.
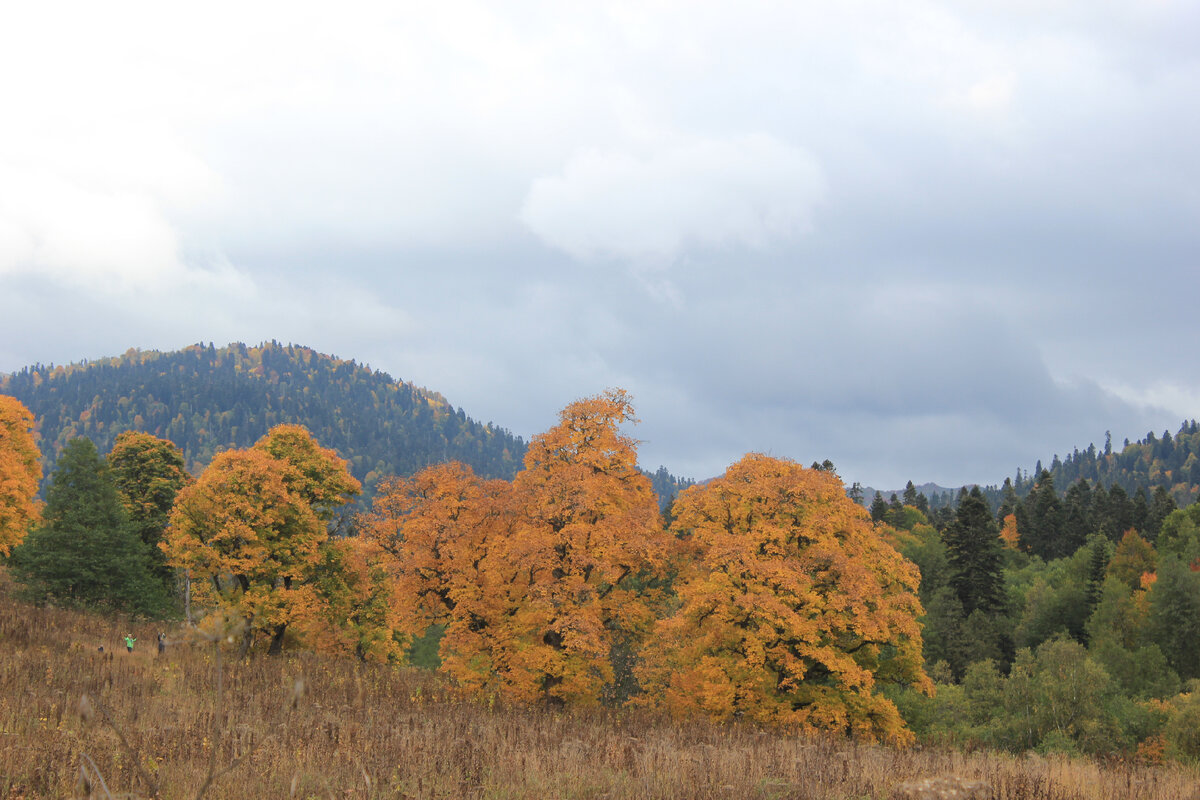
[268,623,288,655]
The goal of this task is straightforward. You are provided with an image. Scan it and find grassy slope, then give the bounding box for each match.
[1,573,1196,800]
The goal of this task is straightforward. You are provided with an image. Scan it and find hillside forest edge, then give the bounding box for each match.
[2,343,1200,766]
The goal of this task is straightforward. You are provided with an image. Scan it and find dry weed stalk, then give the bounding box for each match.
[4,570,1200,799]
[71,609,302,800]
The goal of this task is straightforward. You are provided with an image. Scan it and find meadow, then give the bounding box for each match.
[1,576,1197,800]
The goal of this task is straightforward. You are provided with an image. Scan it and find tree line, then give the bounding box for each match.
[1,391,929,746]
[6,386,1200,760]
[874,475,1200,761]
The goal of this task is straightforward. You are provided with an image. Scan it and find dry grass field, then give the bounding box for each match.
[1,573,1197,799]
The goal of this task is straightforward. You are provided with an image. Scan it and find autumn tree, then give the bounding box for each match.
[163,426,360,655]
[362,461,511,638]
[636,453,931,745]
[12,438,167,614]
[1107,529,1157,590]
[0,395,41,557]
[252,424,361,523]
[294,533,410,663]
[107,431,190,581]
[425,390,670,706]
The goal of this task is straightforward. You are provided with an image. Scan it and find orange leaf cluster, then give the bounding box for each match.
[362,390,670,705]
[359,391,930,743]
[634,454,931,745]
[0,395,42,556]
[163,425,362,654]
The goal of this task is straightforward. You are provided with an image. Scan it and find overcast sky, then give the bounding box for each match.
[1,1,1197,489]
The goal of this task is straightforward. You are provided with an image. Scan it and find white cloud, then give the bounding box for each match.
[519,133,825,265]
[964,72,1017,112]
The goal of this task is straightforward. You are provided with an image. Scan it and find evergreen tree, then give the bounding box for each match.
[1104,484,1134,541]
[996,478,1019,522]
[1146,486,1178,541]
[1082,536,1112,628]
[1131,488,1150,536]
[943,487,1006,617]
[11,438,167,614]
[1061,481,1092,557]
[869,492,888,522]
[1025,471,1064,560]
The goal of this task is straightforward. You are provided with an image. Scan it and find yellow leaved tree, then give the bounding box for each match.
[0,395,41,557]
[163,425,360,656]
[365,390,671,705]
[636,453,932,745]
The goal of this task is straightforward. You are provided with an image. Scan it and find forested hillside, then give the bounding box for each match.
[1003,422,1200,508]
[0,342,524,493]
[871,423,1200,523]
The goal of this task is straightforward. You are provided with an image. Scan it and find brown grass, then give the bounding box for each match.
[1,574,1197,800]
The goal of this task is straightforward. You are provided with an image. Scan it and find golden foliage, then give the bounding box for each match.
[364,390,671,706]
[999,513,1020,550]
[636,453,931,745]
[0,395,41,556]
[162,426,361,654]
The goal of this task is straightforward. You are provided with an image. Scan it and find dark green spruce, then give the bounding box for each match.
[11,438,168,615]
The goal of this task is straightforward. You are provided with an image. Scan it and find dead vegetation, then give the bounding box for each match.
[1,574,1197,799]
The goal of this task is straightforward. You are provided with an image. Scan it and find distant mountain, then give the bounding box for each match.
[859,482,959,508]
[860,424,1200,514]
[1,342,526,495]
[992,422,1200,508]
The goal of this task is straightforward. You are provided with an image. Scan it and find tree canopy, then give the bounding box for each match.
[636,453,931,745]
[0,395,41,557]
[12,437,166,614]
[162,425,361,655]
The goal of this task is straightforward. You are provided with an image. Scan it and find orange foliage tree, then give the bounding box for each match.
[163,426,360,655]
[477,389,669,705]
[0,395,41,557]
[363,461,511,638]
[294,532,410,663]
[367,390,670,704]
[635,453,932,745]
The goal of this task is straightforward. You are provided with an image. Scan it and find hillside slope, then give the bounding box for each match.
[1,341,525,492]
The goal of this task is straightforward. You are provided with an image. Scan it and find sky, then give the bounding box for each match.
[1,1,1197,490]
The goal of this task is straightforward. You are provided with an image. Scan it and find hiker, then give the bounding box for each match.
[124,634,136,653]
[157,633,166,654]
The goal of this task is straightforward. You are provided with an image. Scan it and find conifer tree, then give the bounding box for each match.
[1024,471,1063,559]
[1061,481,1092,557]
[942,487,1005,617]
[12,438,166,614]
[1146,486,1177,541]
[869,492,888,522]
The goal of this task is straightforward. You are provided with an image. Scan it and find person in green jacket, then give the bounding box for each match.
[124,634,136,653]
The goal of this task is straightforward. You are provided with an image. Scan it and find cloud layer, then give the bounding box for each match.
[1,1,1197,488]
